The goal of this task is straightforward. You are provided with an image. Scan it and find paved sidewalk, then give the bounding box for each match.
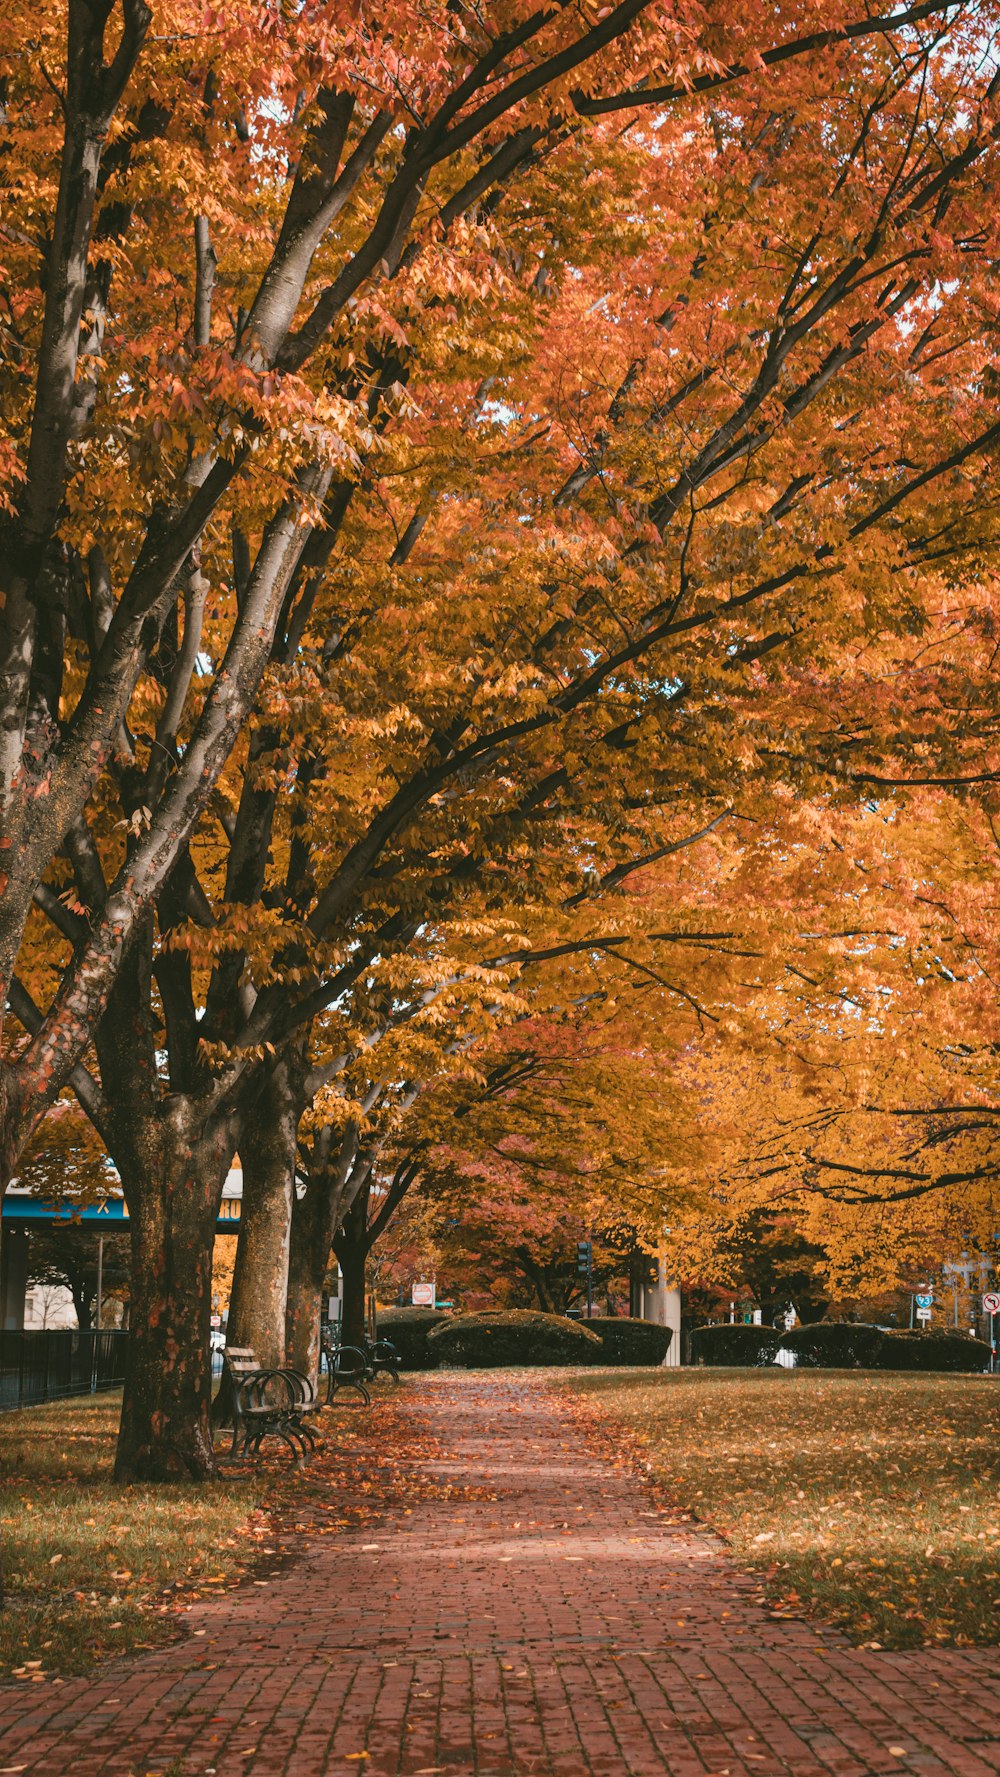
[2,1373,1000,1776]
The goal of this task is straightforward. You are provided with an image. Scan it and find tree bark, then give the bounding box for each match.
[514,1247,558,1313]
[213,1056,299,1425]
[335,1187,369,1349]
[284,1130,365,1383]
[284,1178,334,1387]
[70,1276,93,1331]
[114,1108,233,1482]
[227,1057,299,1366]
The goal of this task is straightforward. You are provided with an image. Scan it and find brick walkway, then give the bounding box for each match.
[3,1373,1000,1776]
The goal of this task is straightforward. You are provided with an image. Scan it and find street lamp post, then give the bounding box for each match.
[576,1241,593,1318]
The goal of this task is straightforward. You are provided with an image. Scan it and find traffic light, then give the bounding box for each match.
[576,1240,592,1276]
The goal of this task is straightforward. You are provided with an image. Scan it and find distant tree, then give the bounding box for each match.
[13,1102,116,1205]
[693,1212,830,1327]
[26,1225,129,1330]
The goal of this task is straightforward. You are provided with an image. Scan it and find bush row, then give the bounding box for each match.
[378,1310,991,1372]
[375,1306,448,1370]
[583,1316,674,1366]
[690,1320,992,1372]
[688,1323,781,1366]
[377,1307,673,1370]
[428,1309,601,1368]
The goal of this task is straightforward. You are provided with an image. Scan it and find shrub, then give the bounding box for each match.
[878,1330,992,1373]
[689,1323,781,1366]
[585,1316,673,1366]
[376,1306,448,1370]
[779,1321,884,1368]
[426,1309,602,1368]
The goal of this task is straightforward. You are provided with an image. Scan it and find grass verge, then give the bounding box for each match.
[0,1392,268,1680]
[568,1367,1000,1649]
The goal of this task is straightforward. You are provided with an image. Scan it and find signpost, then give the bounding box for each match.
[984,1293,1000,1373]
[412,1281,436,1308]
[912,1288,933,1328]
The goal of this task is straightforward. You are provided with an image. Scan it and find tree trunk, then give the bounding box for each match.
[514,1247,557,1313]
[115,1109,233,1482]
[335,1188,369,1349]
[70,1278,93,1332]
[285,1131,366,1384]
[228,1057,298,1366]
[285,1179,333,1386]
[213,1058,298,1425]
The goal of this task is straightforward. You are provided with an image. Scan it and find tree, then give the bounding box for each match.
[10,1101,126,1328]
[654,857,1000,1313]
[11,1099,115,1204]
[352,999,709,1309]
[8,1,1000,1476]
[6,0,968,1184]
[26,1224,129,1330]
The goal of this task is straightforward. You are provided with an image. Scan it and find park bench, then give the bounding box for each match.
[221,1347,324,1462]
[365,1334,401,1384]
[322,1328,401,1387]
[319,1334,373,1406]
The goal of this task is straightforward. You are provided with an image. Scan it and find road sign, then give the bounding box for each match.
[411,1281,436,1307]
[983,1291,1000,1314]
[916,1306,932,1322]
[915,1293,933,1308]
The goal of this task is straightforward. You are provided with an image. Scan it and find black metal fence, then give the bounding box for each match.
[0,1328,128,1411]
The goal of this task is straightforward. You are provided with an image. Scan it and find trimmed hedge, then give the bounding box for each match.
[585,1316,673,1366]
[777,1322,993,1371]
[779,1321,884,1369]
[426,1309,602,1368]
[877,1330,992,1372]
[689,1323,780,1366]
[376,1306,448,1370]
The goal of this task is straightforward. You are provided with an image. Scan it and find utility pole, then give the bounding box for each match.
[95,1235,104,1331]
[577,1241,593,1319]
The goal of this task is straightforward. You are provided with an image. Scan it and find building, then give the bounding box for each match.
[1,1169,244,1332]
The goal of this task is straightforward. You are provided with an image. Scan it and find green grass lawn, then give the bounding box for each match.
[569,1367,1000,1649]
[0,1393,268,1679]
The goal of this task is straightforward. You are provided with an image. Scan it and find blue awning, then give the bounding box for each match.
[2,1197,240,1230]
